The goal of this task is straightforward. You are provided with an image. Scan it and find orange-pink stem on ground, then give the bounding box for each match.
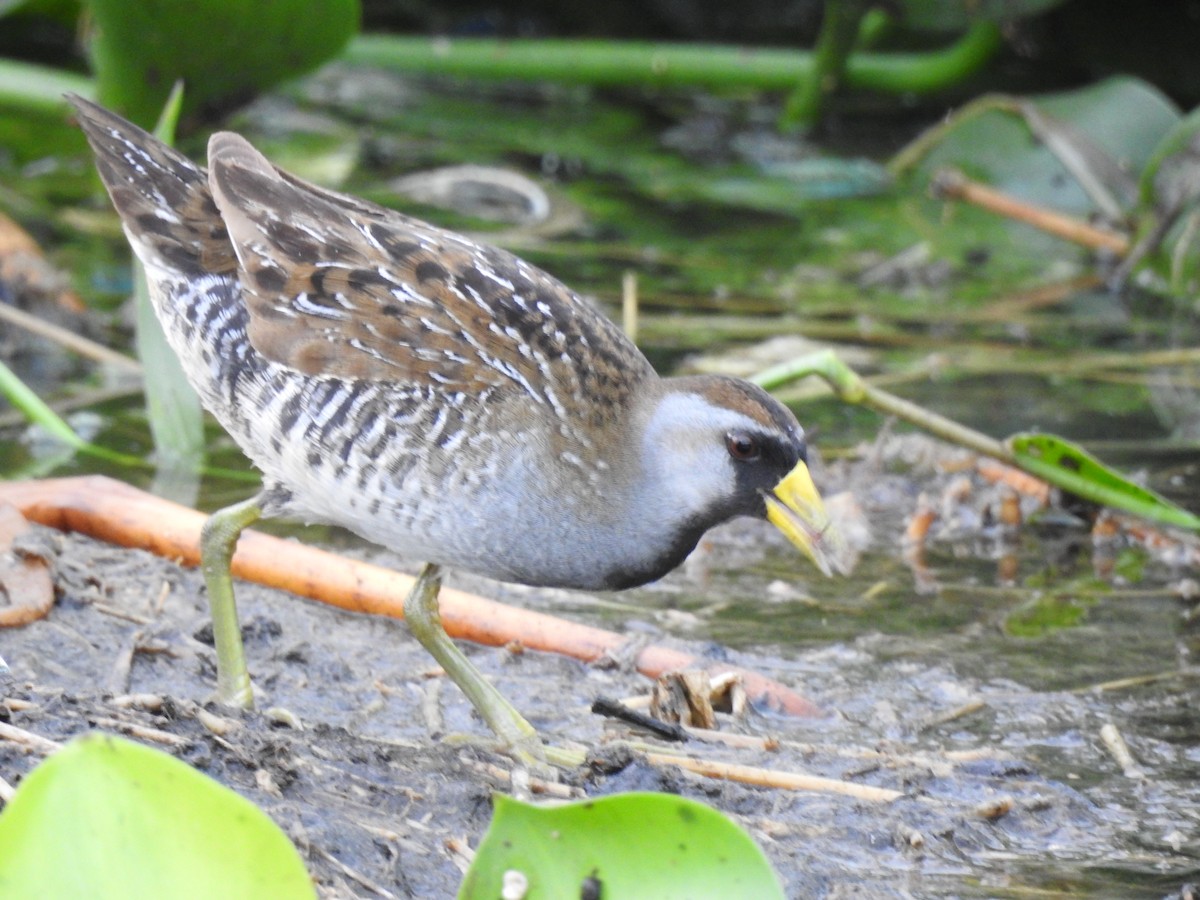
[0,476,822,716]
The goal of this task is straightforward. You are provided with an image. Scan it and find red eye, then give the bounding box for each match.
[726,431,760,461]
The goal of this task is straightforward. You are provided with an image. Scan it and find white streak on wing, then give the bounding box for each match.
[293,293,351,320]
[390,281,437,308]
[348,337,402,369]
[475,261,515,292]
[418,316,456,337]
[353,220,382,250]
[459,282,493,315]
[457,326,543,403]
[290,221,330,243]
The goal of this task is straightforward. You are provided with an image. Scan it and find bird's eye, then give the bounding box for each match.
[725,431,761,461]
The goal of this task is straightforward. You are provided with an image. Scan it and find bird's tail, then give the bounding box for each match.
[67,94,236,277]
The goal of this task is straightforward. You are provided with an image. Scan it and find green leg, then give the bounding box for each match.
[404,563,547,770]
[199,494,263,709]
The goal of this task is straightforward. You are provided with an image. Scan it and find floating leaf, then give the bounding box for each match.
[1138,104,1200,215]
[902,77,1179,215]
[1009,432,1200,530]
[459,792,784,900]
[0,733,315,899]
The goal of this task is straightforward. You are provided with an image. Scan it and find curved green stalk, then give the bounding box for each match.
[888,93,1021,178]
[755,349,1010,459]
[0,27,1003,117]
[843,21,1002,94]
[754,350,1200,531]
[781,0,873,131]
[0,359,257,482]
[343,25,1002,96]
[344,36,813,90]
[0,358,142,467]
[855,8,895,49]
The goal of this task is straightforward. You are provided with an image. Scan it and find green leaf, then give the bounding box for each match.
[1138,104,1200,214]
[0,57,93,115]
[1009,432,1200,530]
[459,792,784,900]
[0,733,315,899]
[902,77,1179,215]
[85,0,360,126]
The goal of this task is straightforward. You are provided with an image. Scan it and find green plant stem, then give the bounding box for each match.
[887,93,1021,177]
[754,349,1012,461]
[855,8,895,49]
[0,59,93,113]
[0,359,142,467]
[0,27,1003,117]
[781,0,873,131]
[343,24,1002,96]
[754,350,1200,530]
[0,359,257,482]
[0,360,87,450]
[845,21,1002,94]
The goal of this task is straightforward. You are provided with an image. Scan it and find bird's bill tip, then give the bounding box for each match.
[764,460,844,577]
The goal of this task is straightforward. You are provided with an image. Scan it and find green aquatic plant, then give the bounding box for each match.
[0,733,316,899]
[459,791,785,900]
[755,349,1200,531]
[0,733,784,900]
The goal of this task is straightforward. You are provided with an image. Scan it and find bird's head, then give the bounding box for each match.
[630,374,846,579]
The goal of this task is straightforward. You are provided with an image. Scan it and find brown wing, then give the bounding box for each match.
[206,133,653,415]
[68,94,236,278]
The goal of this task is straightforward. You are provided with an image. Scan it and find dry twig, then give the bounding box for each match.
[0,720,62,755]
[640,750,903,802]
[932,168,1130,255]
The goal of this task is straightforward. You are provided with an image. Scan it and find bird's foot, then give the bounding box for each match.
[214,670,255,711]
[448,732,582,781]
[485,709,558,779]
[504,734,557,781]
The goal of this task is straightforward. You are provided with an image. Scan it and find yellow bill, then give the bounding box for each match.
[763,460,844,577]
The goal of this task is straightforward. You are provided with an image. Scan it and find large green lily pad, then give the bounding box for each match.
[459,792,785,900]
[0,733,315,899]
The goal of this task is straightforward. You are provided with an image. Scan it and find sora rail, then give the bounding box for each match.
[70,95,843,767]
